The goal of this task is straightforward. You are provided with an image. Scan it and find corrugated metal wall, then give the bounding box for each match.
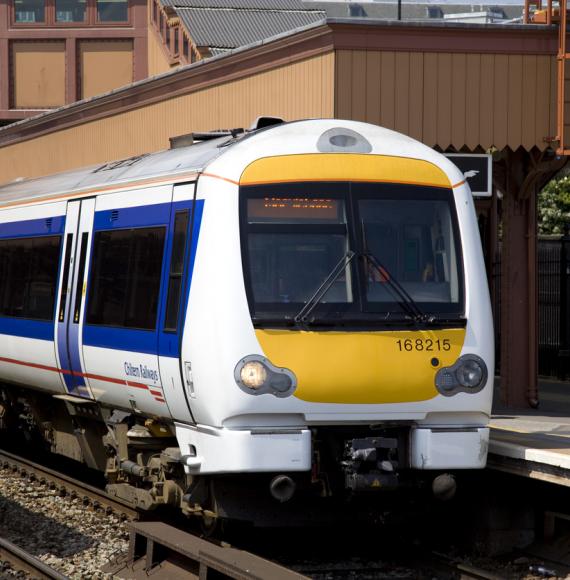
[335,49,557,151]
[0,52,335,181]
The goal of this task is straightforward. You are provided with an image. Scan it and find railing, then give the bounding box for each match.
[524,0,555,24]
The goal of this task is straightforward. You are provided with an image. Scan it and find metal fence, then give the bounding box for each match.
[493,234,570,379]
[541,234,570,378]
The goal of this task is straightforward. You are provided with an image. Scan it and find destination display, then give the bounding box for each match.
[248,197,341,222]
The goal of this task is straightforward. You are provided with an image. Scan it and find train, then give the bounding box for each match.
[0,118,493,525]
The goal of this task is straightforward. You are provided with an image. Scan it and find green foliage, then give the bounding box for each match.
[538,176,570,235]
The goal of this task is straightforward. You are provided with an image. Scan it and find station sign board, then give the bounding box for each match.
[444,153,492,198]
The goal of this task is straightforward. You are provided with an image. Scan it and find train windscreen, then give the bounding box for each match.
[240,182,464,327]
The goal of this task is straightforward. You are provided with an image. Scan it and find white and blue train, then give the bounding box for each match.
[0,119,493,522]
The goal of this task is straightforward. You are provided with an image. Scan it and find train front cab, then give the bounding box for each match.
[230,150,493,497]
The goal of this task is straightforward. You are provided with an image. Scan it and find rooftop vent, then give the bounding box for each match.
[169,133,195,149]
[170,128,244,148]
[349,3,366,17]
[169,117,284,149]
[249,116,284,131]
[94,155,147,172]
[427,6,444,18]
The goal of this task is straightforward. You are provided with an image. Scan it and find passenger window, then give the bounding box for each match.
[86,227,165,330]
[0,235,61,320]
[164,210,189,332]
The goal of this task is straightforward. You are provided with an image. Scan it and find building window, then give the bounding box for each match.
[0,236,61,321]
[86,227,165,330]
[173,27,179,55]
[14,0,45,23]
[97,0,128,22]
[56,0,86,22]
[182,36,189,61]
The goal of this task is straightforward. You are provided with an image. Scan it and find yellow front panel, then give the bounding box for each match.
[240,154,452,188]
[256,328,466,404]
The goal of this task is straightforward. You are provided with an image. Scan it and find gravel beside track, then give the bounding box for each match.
[0,461,130,579]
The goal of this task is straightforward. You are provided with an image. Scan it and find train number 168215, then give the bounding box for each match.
[396,338,451,352]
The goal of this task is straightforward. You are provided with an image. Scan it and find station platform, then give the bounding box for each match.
[488,379,570,486]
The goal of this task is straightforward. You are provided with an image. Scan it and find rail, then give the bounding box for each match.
[0,536,68,580]
[0,448,139,519]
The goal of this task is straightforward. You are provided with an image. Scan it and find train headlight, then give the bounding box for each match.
[435,354,487,396]
[240,361,268,389]
[456,358,484,388]
[234,355,297,398]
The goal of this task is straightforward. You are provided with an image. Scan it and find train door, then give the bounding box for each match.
[55,198,96,399]
[157,182,202,424]
[79,185,173,415]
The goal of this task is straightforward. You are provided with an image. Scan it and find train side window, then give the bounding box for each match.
[164,210,189,332]
[58,233,73,322]
[86,226,166,330]
[0,235,61,321]
[73,232,89,324]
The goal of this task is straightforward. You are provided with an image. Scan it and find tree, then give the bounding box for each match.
[538,175,570,235]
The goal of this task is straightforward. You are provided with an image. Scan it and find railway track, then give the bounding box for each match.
[0,448,138,519]
[0,448,310,579]
[0,449,561,580]
[0,536,68,580]
[427,552,510,580]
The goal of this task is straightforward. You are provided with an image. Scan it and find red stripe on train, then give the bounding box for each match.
[0,355,161,394]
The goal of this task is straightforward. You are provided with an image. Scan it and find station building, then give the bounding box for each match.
[0,0,149,124]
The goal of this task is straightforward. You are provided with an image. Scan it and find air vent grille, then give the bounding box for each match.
[94,154,148,173]
[45,218,53,229]
[110,210,119,222]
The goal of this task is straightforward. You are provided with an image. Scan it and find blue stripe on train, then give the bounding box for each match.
[0,215,66,341]
[82,199,204,357]
[0,201,205,360]
[83,325,158,354]
[0,318,53,341]
[0,216,65,239]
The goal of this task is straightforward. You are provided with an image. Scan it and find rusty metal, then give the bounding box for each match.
[0,448,139,519]
[0,536,68,580]
[114,521,309,579]
[548,0,553,24]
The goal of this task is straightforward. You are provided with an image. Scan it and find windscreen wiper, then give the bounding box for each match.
[363,252,433,323]
[294,250,356,324]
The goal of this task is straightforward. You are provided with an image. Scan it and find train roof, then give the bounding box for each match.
[0,118,463,209]
[0,134,231,208]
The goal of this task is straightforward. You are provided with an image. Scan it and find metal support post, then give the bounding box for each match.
[559,225,570,379]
